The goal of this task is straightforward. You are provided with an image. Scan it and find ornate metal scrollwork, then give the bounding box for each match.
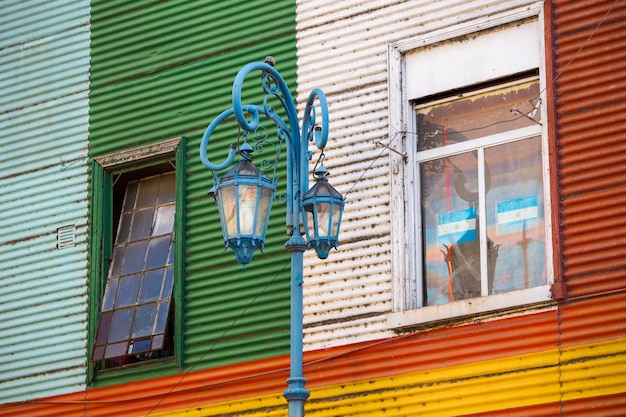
[199,57,330,235]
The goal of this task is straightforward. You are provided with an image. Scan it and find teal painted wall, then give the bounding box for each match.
[89,0,297,385]
[0,0,90,403]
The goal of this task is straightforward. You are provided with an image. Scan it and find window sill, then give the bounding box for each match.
[387,285,554,331]
[90,356,178,388]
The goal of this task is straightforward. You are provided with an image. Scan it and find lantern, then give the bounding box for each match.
[302,164,344,259]
[211,144,275,267]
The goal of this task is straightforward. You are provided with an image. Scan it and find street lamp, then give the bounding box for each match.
[199,57,344,417]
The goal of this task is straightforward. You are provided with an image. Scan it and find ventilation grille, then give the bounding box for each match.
[57,225,76,249]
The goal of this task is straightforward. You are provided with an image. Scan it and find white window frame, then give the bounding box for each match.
[386,3,555,329]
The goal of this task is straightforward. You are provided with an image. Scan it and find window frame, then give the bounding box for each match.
[88,137,186,383]
[386,5,555,330]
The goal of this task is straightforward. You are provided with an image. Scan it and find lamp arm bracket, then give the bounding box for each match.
[232,62,300,143]
[301,88,329,151]
[199,108,238,171]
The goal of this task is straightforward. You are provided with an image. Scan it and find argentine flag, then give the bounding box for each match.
[437,207,476,246]
[496,195,538,235]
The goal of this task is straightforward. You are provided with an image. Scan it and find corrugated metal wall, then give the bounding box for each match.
[4,305,623,416]
[296,0,545,349]
[553,0,626,298]
[0,0,90,403]
[88,0,297,383]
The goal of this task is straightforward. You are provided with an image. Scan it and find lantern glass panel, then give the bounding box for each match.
[256,186,273,237]
[306,208,316,239]
[237,184,258,235]
[331,202,341,237]
[219,185,237,236]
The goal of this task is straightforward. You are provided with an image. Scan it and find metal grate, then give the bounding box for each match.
[57,225,76,249]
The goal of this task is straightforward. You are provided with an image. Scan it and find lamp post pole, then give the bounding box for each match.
[199,58,343,417]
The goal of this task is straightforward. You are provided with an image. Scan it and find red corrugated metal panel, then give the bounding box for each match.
[558,292,626,348]
[554,0,626,298]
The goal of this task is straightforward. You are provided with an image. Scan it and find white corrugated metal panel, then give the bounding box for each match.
[297,0,542,349]
[0,0,90,404]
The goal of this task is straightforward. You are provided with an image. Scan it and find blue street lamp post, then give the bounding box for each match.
[199,58,344,417]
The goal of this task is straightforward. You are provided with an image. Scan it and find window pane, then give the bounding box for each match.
[153,204,175,236]
[152,335,164,350]
[122,180,139,211]
[130,208,155,241]
[129,338,151,354]
[131,304,158,338]
[158,172,176,204]
[135,176,160,208]
[94,311,113,345]
[145,236,171,270]
[416,80,540,150]
[102,278,118,311]
[154,300,170,333]
[162,266,174,298]
[421,151,480,305]
[116,213,132,243]
[92,345,105,362]
[138,270,164,303]
[108,308,134,343]
[122,241,148,275]
[109,245,125,277]
[485,137,546,293]
[105,342,128,359]
[115,274,141,308]
[167,240,174,265]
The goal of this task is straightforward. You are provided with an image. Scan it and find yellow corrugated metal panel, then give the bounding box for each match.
[148,337,626,417]
[560,338,626,402]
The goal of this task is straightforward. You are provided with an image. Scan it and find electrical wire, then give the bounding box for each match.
[142,261,289,416]
[6,1,619,414]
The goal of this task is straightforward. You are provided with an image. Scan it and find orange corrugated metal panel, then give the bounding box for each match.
[554,0,626,298]
[462,402,561,417]
[563,391,626,416]
[558,292,626,348]
[465,392,626,417]
[304,310,558,387]
[0,355,290,417]
[2,310,559,416]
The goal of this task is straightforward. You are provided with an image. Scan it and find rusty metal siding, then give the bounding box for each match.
[0,0,90,404]
[296,0,546,349]
[554,0,626,298]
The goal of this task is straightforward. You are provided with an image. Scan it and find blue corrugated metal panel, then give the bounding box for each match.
[0,26,90,114]
[0,0,90,404]
[0,1,88,50]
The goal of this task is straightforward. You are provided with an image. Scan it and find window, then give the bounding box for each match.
[417,77,545,305]
[89,138,184,371]
[388,14,553,327]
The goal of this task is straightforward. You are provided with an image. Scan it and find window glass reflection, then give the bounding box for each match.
[94,171,177,363]
[417,79,545,307]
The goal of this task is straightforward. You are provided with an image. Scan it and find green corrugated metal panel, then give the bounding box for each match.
[89,0,296,89]
[0,0,90,403]
[89,0,297,383]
